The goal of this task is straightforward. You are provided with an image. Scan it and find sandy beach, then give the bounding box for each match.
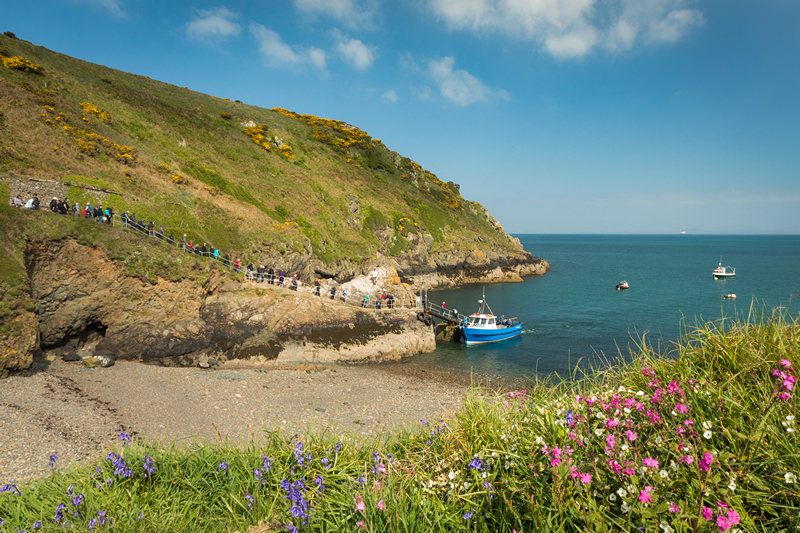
[0,359,471,482]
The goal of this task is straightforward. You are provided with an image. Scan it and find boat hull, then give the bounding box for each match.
[461,323,523,345]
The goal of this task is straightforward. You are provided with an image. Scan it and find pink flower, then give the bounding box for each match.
[580,473,592,484]
[725,509,740,527]
[702,506,714,521]
[716,515,732,531]
[641,366,656,377]
[356,520,365,528]
[779,392,793,400]
[642,457,659,468]
[680,455,694,465]
[622,468,636,476]
[625,430,638,441]
[781,359,793,369]
[675,402,689,414]
[606,434,616,448]
[667,380,682,394]
[638,485,654,503]
[355,495,366,512]
[699,452,715,472]
[669,502,681,513]
[377,499,385,511]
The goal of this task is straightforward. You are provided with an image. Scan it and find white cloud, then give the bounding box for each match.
[294,0,377,29]
[427,0,705,59]
[337,38,376,70]
[71,0,126,18]
[250,23,327,70]
[382,90,398,103]
[186,7,241,41]
[427,56,510,106]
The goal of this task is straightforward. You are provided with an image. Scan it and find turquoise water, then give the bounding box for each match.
[411,234,800,380]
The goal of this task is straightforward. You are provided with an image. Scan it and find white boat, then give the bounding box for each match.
[712,260,735,280]
[616,280,629,290]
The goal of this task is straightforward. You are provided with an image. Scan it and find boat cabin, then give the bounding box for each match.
[467,314,496,328]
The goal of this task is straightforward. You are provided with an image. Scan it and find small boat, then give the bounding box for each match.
[712,260,736,279]
[723,293,737,300]
[616,280,629,290]
[459,296,522,346]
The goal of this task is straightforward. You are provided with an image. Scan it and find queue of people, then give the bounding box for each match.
[10,192,402,311]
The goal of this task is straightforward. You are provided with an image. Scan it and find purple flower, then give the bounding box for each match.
[565,409,574,425]
[245,490,254,510]
[119,431,132,445]
[49,454,59,470]
[463,510,475,520]
[468,457,487,471]
[314,475,325,492]
[1,481,21,495]
[143,454,156,477]
[33,519,42,529]
[54,503,67,523]
[218,461,229,475]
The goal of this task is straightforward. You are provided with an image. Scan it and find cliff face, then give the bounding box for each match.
[19,239,435,374]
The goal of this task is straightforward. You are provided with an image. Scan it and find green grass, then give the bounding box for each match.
[2,307,798,531]
[1,32,527,272]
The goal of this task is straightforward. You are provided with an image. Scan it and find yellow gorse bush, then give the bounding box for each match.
[1,55,43,73]
[79,102,111,122]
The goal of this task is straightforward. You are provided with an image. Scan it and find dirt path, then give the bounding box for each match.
[0,359,469,482]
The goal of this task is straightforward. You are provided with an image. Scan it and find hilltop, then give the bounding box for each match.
[0,32,546,284]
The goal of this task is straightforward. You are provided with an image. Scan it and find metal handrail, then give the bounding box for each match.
[38,208,420,312]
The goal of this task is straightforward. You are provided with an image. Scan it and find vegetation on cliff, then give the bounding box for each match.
[1,308,797,531]
[0,33,527,273]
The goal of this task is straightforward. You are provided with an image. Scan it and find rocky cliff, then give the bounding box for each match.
[17,239,435,375]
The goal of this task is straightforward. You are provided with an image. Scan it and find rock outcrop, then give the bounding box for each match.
[22,239,435,372]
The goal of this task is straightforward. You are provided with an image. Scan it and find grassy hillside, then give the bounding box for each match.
[0,32,523,270]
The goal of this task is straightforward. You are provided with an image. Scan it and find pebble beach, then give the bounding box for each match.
[0,359,471,482]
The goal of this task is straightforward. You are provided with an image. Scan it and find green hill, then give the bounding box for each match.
[0,32,538,278]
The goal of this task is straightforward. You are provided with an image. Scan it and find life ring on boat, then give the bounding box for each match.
[424,315,433,326]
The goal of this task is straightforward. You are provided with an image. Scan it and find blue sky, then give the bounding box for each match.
[5,0,799,233]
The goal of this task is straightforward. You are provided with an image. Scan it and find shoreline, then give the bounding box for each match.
[0,358,472,482]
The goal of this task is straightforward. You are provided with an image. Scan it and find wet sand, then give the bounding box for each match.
[0,359,472,482]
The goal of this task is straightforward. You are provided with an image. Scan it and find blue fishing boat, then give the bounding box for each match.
[459,296,522,346]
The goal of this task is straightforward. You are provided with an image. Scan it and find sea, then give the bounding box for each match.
[392,234,800,384]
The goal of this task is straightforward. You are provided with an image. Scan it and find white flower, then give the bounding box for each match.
[636,391,645,397]
[703,430,713,440]
[728,478,736,491]
[621,444,629,452]
[660,521,675,533]
[621,501,631,513]
[618,386,626,392]
[623,407,631,414]
[787,415,795,423]
[788,427,795,434]
[596,411,605,420]
[785,472,798,484]
[595,428,605,436]
[670,461,679,472]
[616,487,628,498]
[702,420,713,430]
[448,471,456,480]
[659,470,669,479]
[655,436,663,444]
[608,493,617,502]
